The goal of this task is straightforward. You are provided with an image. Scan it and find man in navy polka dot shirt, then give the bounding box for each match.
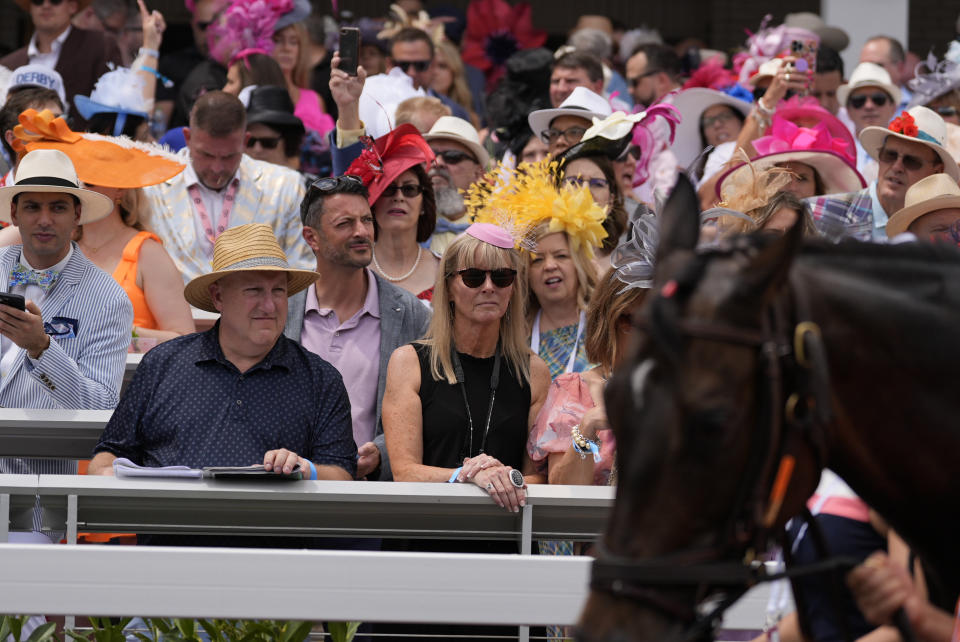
[90,224,357,481]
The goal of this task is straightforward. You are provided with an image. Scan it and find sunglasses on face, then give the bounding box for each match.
[246,136,282,149]
[395,60,431,73]
[848,92,890,109]
[381,183,423,198]
[936,106,959,117]
[878,147,936,171]
[434,149,477,165]
[563,176,609,190]
[628,69,661,88]
[541,125,587,145]
[195,20,212,31]
[457,268,518,288]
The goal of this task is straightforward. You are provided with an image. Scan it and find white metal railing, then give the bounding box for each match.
[0,409,112,459]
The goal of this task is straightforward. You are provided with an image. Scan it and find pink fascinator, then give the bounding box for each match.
[465,222,515,249]
[207,0,293,67]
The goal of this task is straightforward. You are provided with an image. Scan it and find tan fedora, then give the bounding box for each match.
[423,116,490,168]
[886,173,960,237]
[184,224,319,312]
[837,62,901,109]
[0,149,113,224]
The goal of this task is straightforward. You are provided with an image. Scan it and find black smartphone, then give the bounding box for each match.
[339,27,360,76]
[0,292,25,310]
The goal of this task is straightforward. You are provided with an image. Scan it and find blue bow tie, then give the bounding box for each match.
[9,263,60,293]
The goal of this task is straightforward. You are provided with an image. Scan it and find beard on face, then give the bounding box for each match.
[430,166,466,219]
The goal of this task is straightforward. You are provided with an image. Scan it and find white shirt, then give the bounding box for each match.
[27,25,72,70]
[182,159,235,260]
[0,245,73,378]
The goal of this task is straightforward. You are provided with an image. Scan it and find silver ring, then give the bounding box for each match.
[485,483,494,491]
[785,73,791,82]
[509,469,524,489]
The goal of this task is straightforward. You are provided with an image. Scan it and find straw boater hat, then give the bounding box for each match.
[423,116,490,168]
[184,224,319,313]
[858,105,960,181]
[0,149,113,224]
[886,173,960,237]
[836,62,901,108]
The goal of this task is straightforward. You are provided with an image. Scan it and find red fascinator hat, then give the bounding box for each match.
[345,124,436,205]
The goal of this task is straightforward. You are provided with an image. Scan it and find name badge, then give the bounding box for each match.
[44,316,79,338]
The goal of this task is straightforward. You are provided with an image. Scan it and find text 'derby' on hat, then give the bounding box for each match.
[184,223,320,312]
[0,149,113,224]
[8,64,67,108]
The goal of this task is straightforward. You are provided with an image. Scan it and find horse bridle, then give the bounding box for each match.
[585,270,834,641]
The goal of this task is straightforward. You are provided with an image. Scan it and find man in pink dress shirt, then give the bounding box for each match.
[284,175,431,480]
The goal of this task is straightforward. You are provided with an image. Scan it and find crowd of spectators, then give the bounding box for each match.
[1,0,960,640]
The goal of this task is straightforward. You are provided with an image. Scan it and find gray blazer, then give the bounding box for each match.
[284,271,432,480]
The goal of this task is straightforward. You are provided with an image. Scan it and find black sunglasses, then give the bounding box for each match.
[246,136,282,149]
[310,175,363,192]
[936,106,958,117]
[877,147,936,171]
[628,69,661,88]
[541,125,587,145]
[395,60,431,73]
[457,268,517,288]
[848,92,890,109]
[30,0,65,4]
[435,149,477,165]
[382,183,423,198]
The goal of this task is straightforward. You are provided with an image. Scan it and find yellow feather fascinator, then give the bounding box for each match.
[465,158,608,258]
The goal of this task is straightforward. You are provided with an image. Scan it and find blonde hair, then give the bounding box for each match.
[584,268,646,372]
[435,40,479,128]
[527,224,598,316]
[276,23,312,88]
[421,233,532,385]
[395,96,452,133]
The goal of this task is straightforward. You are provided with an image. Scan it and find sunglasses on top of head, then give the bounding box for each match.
[457,268,517,288]
[395,60,431,73]
[382,183,424,198]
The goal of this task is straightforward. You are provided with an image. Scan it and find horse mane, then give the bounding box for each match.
[800,237,960,266]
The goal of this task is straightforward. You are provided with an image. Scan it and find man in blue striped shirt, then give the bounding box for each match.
[0,149,133,537]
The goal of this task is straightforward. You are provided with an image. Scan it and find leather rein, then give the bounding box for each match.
[586,273,834,641]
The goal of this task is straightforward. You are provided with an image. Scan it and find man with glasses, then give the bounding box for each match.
[285,175,431,481]
[1,0,123,129]
[143,91,313,282]
[422,116,489,254]
[388,27,469,121]
[838,62,900,183]
[859,35,912,111]
[243,86,307,176]
[528,86,612,158]
[808,106,958,242]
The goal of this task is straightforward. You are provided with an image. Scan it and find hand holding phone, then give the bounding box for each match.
[339,27,360,76]
[0,293,25,311]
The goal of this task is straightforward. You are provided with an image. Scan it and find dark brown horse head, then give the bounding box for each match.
[579,176,821,641]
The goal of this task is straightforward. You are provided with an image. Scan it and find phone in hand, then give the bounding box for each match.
[790,39,818,95]
[339,27,360,76]
[0,293,25,311]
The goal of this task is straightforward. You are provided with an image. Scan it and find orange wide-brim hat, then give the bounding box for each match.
[13,109,185,189]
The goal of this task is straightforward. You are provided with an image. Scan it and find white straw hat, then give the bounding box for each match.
[671,88,751,167]
[423,116,490,168]
[837,62,901,108]
[0,149,113,224]
[527,86,613,143]
[858,105,960,181]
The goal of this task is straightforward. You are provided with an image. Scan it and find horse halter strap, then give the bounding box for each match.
[589,274,833,638]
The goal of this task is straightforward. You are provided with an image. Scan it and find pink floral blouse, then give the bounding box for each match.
[527,372,616,486]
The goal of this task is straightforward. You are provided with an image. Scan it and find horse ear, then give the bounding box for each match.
[743,209,805,298]
[655,174,700,266]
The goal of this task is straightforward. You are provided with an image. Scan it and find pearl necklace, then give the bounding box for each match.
[372,246,422,282]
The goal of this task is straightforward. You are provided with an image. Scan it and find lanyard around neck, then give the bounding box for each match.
[188,179,239,245]
[451,341,501,459]
[530,309,586,375]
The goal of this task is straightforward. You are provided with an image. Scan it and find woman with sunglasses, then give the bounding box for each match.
[344,124,440,301]
[379,223,550,638]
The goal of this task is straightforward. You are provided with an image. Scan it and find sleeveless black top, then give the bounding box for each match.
[415,343,530,470]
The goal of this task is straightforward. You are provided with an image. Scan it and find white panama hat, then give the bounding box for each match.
[527,86,613,143]
[0,149,113,224]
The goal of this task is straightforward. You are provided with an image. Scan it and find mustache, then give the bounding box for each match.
[429,166,453,182]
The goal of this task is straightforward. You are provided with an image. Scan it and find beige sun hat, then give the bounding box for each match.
[0,149,113,224]
[184,223,319,312]
[886,173,960,237]
[527,86,613,143]
[423,116,490,168]
[837,62,901,108]
[858,105,960,181]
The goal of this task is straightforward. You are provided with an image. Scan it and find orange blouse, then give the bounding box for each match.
[112,231,160,329]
